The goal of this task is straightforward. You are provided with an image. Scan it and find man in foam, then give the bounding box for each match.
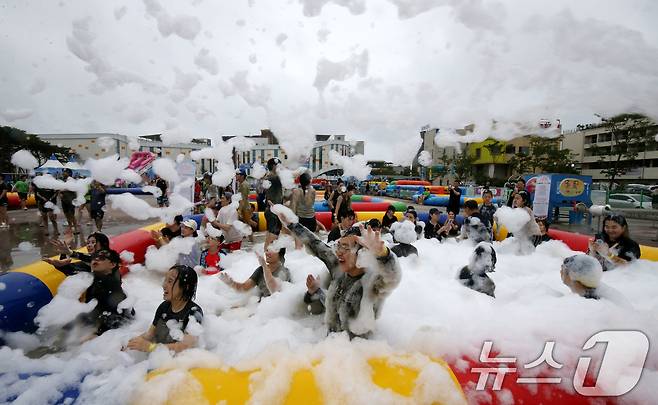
[460,200,491,243]
[560,255,603,299]
[389,220,419,258]
[327,209,356,243]
[276,210,401,339]
[220,248,290,299]
[264,157,284,251]
[457,242,497,298]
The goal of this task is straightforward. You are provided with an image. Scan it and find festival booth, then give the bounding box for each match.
[34,154,65,175]
[523,174,593,222]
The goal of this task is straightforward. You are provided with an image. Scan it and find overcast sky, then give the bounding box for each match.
[1,0,657,161]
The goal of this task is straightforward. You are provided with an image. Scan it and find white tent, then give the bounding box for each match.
[64,161,83,170]
[39,155,64,169]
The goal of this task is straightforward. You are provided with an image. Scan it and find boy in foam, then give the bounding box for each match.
[560,255,603,299]
[276,210,401,339]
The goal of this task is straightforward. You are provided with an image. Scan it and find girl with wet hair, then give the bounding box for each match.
[292,172,317,232]
[127,265,203,353]
[588,214,641,271]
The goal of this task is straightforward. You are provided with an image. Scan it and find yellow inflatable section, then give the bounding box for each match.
[137,355,466,405]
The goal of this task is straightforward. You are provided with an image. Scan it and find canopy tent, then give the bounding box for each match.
[35,154,65,174]
[64,157,91,177]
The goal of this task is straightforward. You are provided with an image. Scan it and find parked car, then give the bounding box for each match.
[608,193,653,209]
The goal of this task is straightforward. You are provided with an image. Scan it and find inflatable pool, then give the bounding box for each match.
[312,201,407,213]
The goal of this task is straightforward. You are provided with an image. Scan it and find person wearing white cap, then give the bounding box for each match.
[177,219,201,268]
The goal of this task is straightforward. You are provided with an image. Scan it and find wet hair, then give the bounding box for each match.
[277,247,287,263]
[602,214,630,239]
[343,226,362,238]
[299,172,311,194]
[406,210,418,220]
[88,232,110,250]
[342,209,356,220]
[92,249,121,272]
[336,178,344,185]
[429,208,439,216]
[266,157,281,171]
[160,227,175,240]
[482,189,493,197]
[406,206,415,212]
[517,178,526,185]
[368,218,381,230]
[173,215,184,225]
[463,200,479,211]
[386,204,396,213]
[169,265,198,301]
[516,190,531,207]
[536,217,550,231]
[346,184,355,192]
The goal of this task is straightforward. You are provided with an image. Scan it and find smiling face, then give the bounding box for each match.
[604,219,624,241]
[206,235,221,249]
[516,180,525,191]
[513,194,524,208]
[181,225,195,237]
[162,268,182,302]
[341,215,356,229]
[335,236,359,273]
[483,193,492,204]
[264,249,281,267]
[447,211,455,221]
[404,212,415,223]
[86,236,99,254]
[91,253,114,275]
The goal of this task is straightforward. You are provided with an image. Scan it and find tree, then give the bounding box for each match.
[590,113,658,189]
[0,126,72,173]
[508,136,578,176]
[447,148,475,181]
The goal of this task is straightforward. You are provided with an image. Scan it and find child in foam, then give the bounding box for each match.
[200,234,224,275]
[587,213,641,271]
[560,255,602,299]
[127,265,203,353]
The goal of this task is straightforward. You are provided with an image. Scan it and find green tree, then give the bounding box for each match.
[0,126,72,173]
[590,113,657,189]
[447,148,475,181]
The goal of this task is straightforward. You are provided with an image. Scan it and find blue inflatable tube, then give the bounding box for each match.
[105,188,151,195]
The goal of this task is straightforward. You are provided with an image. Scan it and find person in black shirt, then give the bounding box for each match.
[127,265,203,353]
[447,180,461,215]
[532,218,552,247]
[327,209,356,243]
[34,177,59,236]
[381,205,398,232]
[479,189,497,239]
[334,184,355,223]
[45,232,111,274]
[588,214,641,271]
[0,176,8,228]
[424,208,442,239]
[461,200,491,243]
[79,249,133,337]
[155,175,169,207]
[437,211,461,240]
[90,180,107,232]
[506,178,526,207]
[59,169,79,234]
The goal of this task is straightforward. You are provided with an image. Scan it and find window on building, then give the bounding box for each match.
[252,150,256,162]
[475,148,481,159]
[90,140,95,143]
[505,145,515,154]
[518,146,530,155]
[274,149,279,157]
[260,150,265,162]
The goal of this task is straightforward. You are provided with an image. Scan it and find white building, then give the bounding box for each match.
[231,130,365,177]
[36,133,215,175]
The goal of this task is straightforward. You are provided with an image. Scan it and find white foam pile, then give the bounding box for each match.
[10,150,39,171]
[329,151,372,181]
[2,234,657,403]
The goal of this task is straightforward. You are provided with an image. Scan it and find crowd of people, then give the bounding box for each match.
[19,164,642,355]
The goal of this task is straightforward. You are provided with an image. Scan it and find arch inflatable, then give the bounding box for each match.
[136,355,466,404]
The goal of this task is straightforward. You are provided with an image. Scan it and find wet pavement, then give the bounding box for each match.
[2,204,158,272]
